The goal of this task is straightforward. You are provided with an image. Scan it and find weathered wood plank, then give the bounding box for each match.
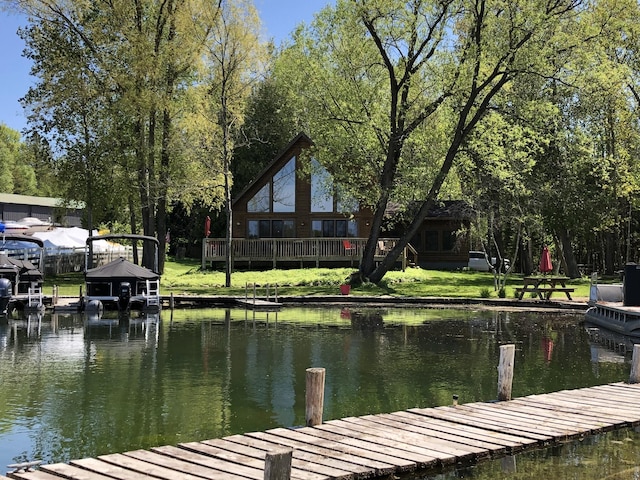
[493,399,611,433]
[318,418,462,468]
[69,458,146,480]
[179,441,331,480]
[408,407,549,442]
[238,430,396,477]
[39,464,113,480]
[448,404,575,439]
[7,472,61,480]
[334,416,491,460]
[360,413,511,455]
[123,449,248,480]
[216,436,363,479]
[455,403,588,438]
[389,411,531,451]
[262,427,416,473]
[97,453,207,480]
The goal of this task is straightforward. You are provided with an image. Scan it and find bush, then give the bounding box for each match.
[480,287,492,298]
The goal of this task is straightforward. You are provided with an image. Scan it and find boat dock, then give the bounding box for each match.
[5,381,640,480]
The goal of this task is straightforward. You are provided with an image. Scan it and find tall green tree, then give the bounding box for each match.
[0,123,38,195]
[10,0,226,271]
[277,0,587,284]
[199,0,267,286]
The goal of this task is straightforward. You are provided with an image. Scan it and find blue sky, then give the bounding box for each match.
[0,0,332,135]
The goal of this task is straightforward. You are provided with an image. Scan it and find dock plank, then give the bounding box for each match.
[389,411,530,450]
[10,382,640,480]
[361,413,511,455]
[260,427,417,473]
[70,458,149,480]
[7,472,62,480]
[123,449,249,480]
[40,464,114,480]
[215,435,364,479]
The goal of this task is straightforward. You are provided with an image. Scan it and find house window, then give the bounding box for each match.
[273,158,295,212]
[248,220,295,238]
[312,219,357,237]
[247,184,270,212]
[442,230,456,251]
[247,158,296,213]
[425,230,439,251]
[311,159,333,212]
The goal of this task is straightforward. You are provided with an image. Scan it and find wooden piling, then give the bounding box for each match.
[630,344,640,383]
[305,367,325,426]
[169,293,174,310]
[497,344,515,401]
[263,449,292,480]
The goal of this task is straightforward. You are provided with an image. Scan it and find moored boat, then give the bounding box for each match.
[585,300,640,337]
[585,265,640,337]
[83,234,161,312]
[0,235,46,314]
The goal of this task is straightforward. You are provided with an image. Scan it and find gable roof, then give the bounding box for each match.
[232,132,313,208]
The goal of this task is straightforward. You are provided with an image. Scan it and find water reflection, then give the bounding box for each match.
[0,307,636,477]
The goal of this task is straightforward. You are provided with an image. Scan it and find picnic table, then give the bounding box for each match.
[515,276,574,300]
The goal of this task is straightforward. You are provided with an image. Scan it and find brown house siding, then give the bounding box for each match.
[232,132,373,240]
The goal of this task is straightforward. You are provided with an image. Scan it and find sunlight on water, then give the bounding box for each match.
[0,306,637,478]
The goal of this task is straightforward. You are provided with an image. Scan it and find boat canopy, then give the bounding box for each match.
[85,257,159,281]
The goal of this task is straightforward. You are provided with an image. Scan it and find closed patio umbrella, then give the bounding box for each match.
[204,216,211,238]
[539,246,553,274]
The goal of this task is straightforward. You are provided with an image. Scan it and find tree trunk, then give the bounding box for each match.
[558,228,580,278]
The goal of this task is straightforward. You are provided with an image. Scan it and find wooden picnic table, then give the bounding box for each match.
[516,276,574,300]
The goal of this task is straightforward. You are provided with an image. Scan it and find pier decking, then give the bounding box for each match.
[6,382,640,479]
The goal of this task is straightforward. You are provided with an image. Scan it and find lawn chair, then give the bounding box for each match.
[343,239,356,266]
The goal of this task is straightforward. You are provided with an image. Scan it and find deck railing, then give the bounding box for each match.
[202,237,416,269]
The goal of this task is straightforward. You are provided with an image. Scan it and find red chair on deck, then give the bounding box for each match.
[343,239,356,266]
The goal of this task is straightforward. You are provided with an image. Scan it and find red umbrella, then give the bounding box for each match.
[539,246,553,274]
[204,216,211,238]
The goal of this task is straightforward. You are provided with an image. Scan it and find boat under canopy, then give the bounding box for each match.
[83,235,161,312]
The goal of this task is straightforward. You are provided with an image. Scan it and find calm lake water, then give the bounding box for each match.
[0,306,638,478]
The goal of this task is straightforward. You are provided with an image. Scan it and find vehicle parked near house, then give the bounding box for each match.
[468,251,510,272]
[468,251,492,271]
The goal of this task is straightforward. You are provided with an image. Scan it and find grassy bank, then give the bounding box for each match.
[44,257,593,299]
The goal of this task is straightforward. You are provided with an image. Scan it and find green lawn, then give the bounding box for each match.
[44,257,594,299]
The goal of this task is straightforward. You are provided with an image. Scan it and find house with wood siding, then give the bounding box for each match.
[203,133,469,270]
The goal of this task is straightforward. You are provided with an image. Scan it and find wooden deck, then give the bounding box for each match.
[7,382,640,479]
[201,237,417,270]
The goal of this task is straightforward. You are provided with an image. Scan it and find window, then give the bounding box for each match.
[273,158,295,212]
[312,219,358,237]
[247,184,270,213]
[247,158,296,213]
[442,230,456,251]
[425,230,439,251]
[311,159,333,212]
[247,220,295,238]
[311,159,360,214]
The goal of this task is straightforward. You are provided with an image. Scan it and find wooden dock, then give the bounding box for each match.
[6,382,640,480]
[235,298,282,310]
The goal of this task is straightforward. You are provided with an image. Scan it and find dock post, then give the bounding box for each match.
[264,449,292,480]
[305,367,325,426]
[170,293,174,310]
[497,344,515,401]
[630,345,640,383]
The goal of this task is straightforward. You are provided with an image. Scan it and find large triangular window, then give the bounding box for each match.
[247,158,296,212]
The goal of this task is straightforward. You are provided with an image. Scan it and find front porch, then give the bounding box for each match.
[201,237,417,270]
